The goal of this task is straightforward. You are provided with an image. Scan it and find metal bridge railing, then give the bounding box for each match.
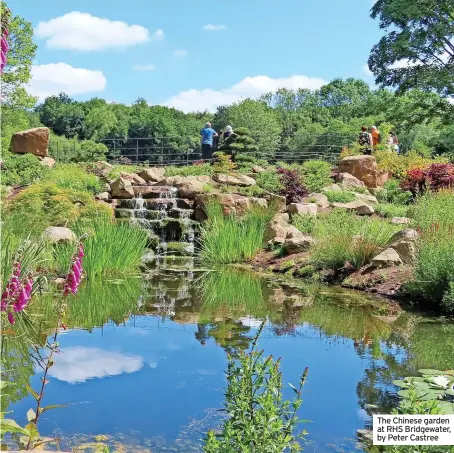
[48,134,355,166]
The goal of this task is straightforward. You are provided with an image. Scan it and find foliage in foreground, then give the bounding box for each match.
[204,324,308,453]
[4,182,112,237]
[200,202,276,264]
[1,153,50,187]
[407,191,454,312]
[309,210,401,270]
[72,217,148,279]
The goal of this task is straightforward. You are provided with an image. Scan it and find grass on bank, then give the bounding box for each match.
[72,217,148,279]
[375,203,409,219]
[200,201,276,264]
[309,210,402,270]
[406,190,454,312]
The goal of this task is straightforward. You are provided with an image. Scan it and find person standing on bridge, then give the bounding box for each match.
[200,122,218,161]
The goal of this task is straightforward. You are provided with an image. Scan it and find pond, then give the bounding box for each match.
[2,261,454,452]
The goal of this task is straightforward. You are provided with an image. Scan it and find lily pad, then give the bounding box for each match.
[419,369,444,375]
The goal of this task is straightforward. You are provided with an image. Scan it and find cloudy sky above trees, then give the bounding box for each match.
[16,0,383,111]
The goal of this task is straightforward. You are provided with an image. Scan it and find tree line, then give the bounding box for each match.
[1,0,453,160]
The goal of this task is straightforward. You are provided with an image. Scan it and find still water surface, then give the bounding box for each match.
[4,264,454,452]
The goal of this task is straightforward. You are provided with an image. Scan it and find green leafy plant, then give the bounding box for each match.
[204,323,308,453]
[4,182,112,237]
[164,163,213,177]
[42,163,102,194]
[292,214,317,234]
[1,153,50,187]
[375,179,412,205]
[311,210,401,270]
[393,369,454,414]
[212,153,236,174]
[300,160,332,193]
[324,190,356,203]
[374,203,408,218]
[255,169,284,194]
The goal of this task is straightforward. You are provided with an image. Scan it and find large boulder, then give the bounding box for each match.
[391,217,410,225]
[387,228,419,263]
[120,172,147,186]
[157,175,211,199]
[303,193,330,209]
[42,227,77,244]
[354,193,378,205]
[338,172,365,190]
[11,127,49,157]
[95,191,112,202]
[331,201,375,215]
[262,191,286,212]
[283,234,314,254]
[138,167,165,183]
[212,173,256,187]
[287,203,317,217]
[111,176,135,199]
[194,193,267,221]
[370,248,403,268]
[338,155,384,188]
[252,165,266,173]
[39,157,56,168]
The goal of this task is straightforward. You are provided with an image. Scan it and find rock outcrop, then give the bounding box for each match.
[212,173,256,186]
[287,203,317,217]
[111,176,135,199]
[157,175,211,199]
[331,201,375,215]
[120,172,147,186]
[42,226,77,244]
[338,156,386,188]
[371,248,403,268]
[11,127,50,157]
[338,172,365,190]
[138,167,165,183]
[303,193,330,209]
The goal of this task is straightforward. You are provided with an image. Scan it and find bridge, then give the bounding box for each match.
[48,133,356,166]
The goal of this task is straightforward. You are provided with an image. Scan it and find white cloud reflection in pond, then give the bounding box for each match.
[45,347,144,384]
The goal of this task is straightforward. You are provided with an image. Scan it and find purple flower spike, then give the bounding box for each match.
[7,312,15,325]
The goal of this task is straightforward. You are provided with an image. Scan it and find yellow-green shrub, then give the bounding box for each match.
[5,182,112,236]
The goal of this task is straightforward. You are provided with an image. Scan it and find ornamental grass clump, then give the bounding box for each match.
[310,210,401,270]
[406,190,454,312]
[75,217,148,279]
[200,201,276,264]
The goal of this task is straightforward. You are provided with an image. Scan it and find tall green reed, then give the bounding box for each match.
[200,201,276,264]
[310,210,401,270]
[72,217,148,279]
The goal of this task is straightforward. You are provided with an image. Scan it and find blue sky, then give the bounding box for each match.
[13,0,383,112]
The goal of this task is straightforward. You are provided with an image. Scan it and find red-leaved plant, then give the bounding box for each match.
[400,163,454,196]
[276,168,308,204]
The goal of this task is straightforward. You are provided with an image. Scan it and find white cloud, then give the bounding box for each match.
[28,63,106,99]
[163,74,327,113]
[152,29,165,41]
[363,64,373,76]
[35,12,155,51]
[203,24,227,31]
[389,59,419,70]
[174,49,188,58]
[46,347,143,384]
[132,63,156,71]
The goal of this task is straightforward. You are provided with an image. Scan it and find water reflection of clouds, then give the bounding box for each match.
[239,316,265,328]
[46,347,144,384]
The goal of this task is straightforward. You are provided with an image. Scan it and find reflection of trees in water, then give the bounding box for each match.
[206,320,253,355]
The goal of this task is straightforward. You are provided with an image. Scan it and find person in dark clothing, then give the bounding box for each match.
[358,126,373,155]
[223,125,233,141]
[200,122,218,160]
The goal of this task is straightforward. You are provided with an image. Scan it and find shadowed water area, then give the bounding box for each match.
[2,262,453,452]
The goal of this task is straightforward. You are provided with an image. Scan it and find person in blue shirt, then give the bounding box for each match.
[200,122,218,160]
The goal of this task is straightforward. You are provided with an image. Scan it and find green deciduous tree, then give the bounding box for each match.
[213,99,282,158]
[0,1,37,108]
[368,0,454,98]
